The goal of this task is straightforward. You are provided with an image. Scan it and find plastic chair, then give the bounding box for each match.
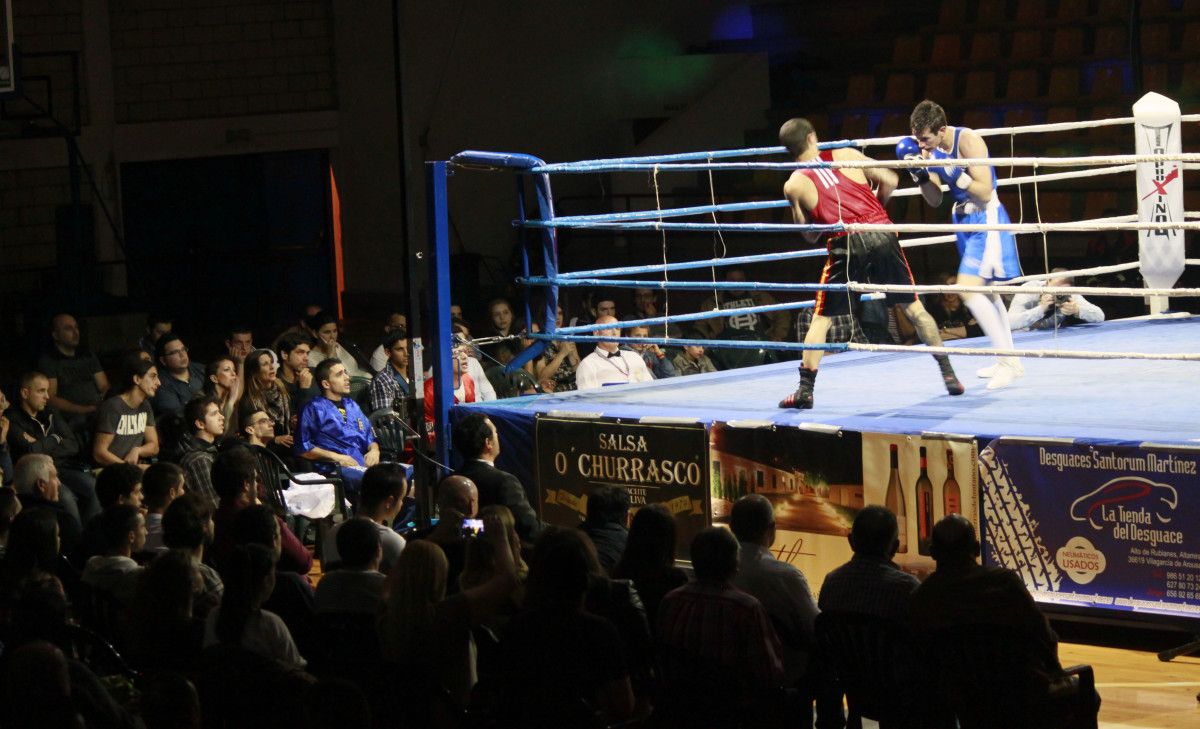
[1048,67,1081,99]
[1009,30,1044,61]
[1050,28,1085,59]
[249,443,346,519]
[1180,22,1200,56]
[962,70,997,102]
[1142,63,1170,94]
[370,412,413,464]
[892,36,922,65]
[930,34,962,65]
[1015,0,1048,24]
[1093,25,1128,58]
[926,623,1099,729]
[1097,0,1132,20]
[884,73,916,104]
[962,107,996,131]
[1005,68,1041,100]
[975,2,1009,25]
[845,74,876,105]
[939,2,966,26]
[63,623,140,680]
[969,32,1001,64]
[249,444,346,561]
[1090,65,1128,100]
[1056,0,1090,21]
[839,112,872,141]
[814,611,928,729]
[922,71,956,103]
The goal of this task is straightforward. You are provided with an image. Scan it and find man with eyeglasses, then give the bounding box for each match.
[152,333,206,416]
[240,406,276,448]
[296,357,380,503]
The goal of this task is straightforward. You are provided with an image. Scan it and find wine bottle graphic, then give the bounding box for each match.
[915,447,934,555]
[885,443,908,553]
[943,448,962,516]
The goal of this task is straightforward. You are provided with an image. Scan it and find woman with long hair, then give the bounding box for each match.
[611,503,688,626]
[534,306,579,392]
[378,514,517,709]
[205,543,305,670]
[204,356,242,438]
[241,349,293,449]
[93,358,161,467]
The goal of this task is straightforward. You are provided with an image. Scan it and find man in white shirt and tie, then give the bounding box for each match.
[574,316,653,390]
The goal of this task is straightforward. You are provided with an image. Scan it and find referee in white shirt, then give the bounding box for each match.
[574,316,653,389]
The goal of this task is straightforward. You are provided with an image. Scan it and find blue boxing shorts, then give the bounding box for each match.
[952,196,1022,281]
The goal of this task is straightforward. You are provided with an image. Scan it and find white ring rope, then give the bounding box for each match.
[846,282,1198,298]
[843,221,1200,234]
[1007,262,1142,284]
[846,342,1200,362]
[890,163,1136,198]
[852,113,1200,149]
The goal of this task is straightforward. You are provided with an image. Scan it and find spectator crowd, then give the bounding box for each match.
[0,288,1100,728]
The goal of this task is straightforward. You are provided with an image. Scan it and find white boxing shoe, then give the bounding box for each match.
[985,359,1024,390]
[977,360,1025,379]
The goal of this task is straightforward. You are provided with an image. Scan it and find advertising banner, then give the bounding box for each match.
[980,438,1200,618]
[709,424,978,591]
[534,415,709,555]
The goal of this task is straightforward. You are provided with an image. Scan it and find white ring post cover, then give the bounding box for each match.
[1133,93,1185,315]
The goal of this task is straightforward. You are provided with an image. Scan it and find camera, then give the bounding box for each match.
[1054,295,1071,306]
[460,518,485,538]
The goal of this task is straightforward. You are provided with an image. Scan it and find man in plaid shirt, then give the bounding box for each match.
[368,331,411,417]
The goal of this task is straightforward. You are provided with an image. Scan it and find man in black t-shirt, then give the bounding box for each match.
[36,314,109,429]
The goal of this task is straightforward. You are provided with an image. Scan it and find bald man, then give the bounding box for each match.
[36,314,109,426]
[574,316,653,390]
[415,474,480,595]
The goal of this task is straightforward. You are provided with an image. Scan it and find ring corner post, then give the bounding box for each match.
[1132,92,1184,315]
[426,160,454,475]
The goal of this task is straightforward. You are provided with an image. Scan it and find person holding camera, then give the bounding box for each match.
[1008,268,1105,332]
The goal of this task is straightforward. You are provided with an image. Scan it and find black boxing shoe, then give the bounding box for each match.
[779,367,817,409]
[936,355,964,396]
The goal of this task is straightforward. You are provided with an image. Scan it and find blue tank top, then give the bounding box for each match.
[931,127,997,204]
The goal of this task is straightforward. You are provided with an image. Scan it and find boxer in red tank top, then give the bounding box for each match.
[776,118,963,409]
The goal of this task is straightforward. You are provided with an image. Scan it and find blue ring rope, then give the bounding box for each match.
[551,295,881,336]
[550,198,789,224]
[525,219,842,233]
[513,139,861,174]
[529,332,850,353]
[558,247,830,280]
[522,276,851,292]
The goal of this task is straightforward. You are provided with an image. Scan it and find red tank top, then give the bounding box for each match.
[801,150,892,229]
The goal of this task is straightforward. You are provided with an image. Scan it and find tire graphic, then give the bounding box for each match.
[979,445,1061,592]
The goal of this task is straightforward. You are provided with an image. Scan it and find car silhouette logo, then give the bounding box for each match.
[1069,477,1178,530]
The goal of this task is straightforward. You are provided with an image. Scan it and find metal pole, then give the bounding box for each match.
[426,161,455,477]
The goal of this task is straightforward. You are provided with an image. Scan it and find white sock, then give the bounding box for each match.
[965,293,1015,362]
[990,295,1016,353]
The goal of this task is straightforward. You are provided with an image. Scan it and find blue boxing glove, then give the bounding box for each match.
[895,136,929,184]
[939,162,973,190]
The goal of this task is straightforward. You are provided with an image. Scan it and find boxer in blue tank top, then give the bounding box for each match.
[899,100,1024,389]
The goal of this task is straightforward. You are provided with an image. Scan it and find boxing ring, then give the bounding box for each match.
[424,93,1200,631]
